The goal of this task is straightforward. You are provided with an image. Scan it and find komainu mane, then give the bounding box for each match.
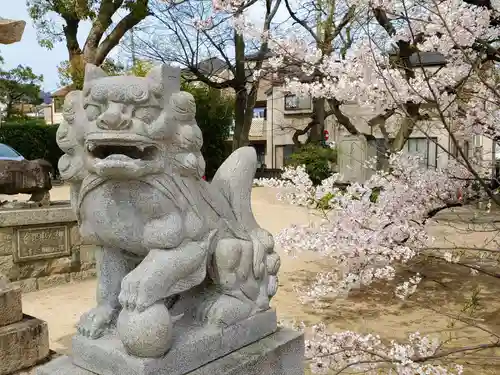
[56,63,280,358]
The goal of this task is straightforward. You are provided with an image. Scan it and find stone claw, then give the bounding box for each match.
[77,304,118,339]
[119,271,160,313]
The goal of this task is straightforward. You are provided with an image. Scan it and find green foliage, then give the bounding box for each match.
[29,0,150,90]
[28,0,150,48]
[370,187,381,203]
[28,0,106,48]
[182,83,234,178]
[129,60,154,77]
[0,120,62,176]
[0,64,44,118]
[57,58,126,88]
[316,191,336,210]
[289,144,337,185]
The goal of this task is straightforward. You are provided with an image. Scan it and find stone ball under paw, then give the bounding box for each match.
[117,302,173,358]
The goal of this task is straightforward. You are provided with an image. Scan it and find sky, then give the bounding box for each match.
[0,0,289,93]
[0,0,93,92]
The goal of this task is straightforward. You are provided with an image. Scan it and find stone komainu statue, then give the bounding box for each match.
[56,64,280,358]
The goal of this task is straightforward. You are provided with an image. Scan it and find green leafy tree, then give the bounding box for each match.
[57,58,126,88]
[182,83,233,178]
[28,0,151,89]
[0,64,43,118]
[129,59,155,77]
[288,144,337,185]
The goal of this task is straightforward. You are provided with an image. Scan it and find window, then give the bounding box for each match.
[253,107,266,119]
[0,143,22,159]
[373,139,390,171]
[251,144,266,168]
[406,137,437,168]
[373,137,437,170]
[275,144,296,168]
[283,144,296,165]
[53,97,64,113]
[449,137,469,161]
[449,137,458,158]
[284,94,311,111]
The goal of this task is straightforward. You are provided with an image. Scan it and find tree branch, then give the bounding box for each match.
[94,0,150,65]
[83,0,124,60]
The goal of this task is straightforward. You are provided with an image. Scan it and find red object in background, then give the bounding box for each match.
[202,175,206,180]
[323,130,329,141]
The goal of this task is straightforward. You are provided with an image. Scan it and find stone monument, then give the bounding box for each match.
[36,64,304,375]
[0,17,25,45]
[0,16,50,375]
[0,281,50,375]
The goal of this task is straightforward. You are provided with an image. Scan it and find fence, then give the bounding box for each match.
[254,169,283,179]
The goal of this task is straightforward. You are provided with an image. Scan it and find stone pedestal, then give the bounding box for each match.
[36,328,304,375]
[0,284,49,374]
[0,203,97,293]
[0,284,22,327]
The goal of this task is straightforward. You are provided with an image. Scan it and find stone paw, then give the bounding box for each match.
[77,304,119,339]
[119,271,162,312]
[206,295,254,326]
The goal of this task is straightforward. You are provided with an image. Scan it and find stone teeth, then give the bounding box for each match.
[137,145,145,152]
[87,143,96,152]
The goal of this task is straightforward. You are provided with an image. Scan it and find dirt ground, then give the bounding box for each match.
[13,186,500,374]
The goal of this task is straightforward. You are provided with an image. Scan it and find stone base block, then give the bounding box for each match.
[72,309,278,375]
[35,328,304,375]
[0,284,22,327]
[0,314,50,375]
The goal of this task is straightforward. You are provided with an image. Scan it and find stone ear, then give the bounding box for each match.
[147,64,181,103]
[84,64,108,83]
[146,64,163,82]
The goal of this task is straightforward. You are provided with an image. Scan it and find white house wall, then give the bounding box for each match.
[338,103,456,171]
[264,87,337,168]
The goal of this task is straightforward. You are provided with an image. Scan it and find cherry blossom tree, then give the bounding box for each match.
[178,0,500,371]
[253,0,500,372]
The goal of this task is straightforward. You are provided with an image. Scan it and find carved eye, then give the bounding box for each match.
[133,107,157,123]
[84,103,101,121]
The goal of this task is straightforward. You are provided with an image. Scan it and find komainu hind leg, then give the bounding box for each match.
[204,238,258,326]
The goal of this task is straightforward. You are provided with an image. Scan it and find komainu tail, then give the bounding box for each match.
[210,147,275,281]
[210,146,259,231]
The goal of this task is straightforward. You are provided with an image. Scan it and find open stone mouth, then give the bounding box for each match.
[87,143,158,161]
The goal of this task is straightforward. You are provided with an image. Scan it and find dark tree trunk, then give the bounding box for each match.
[61,0,150,90]
[231,29,249,150]
[308,98,326,143]
[62,15,84,89]
[232,87,249,150]
[5,100,14,118]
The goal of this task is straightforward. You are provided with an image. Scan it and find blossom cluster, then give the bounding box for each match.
[221,0,500,138]
[301,322,464,374]
[256,153,471,301]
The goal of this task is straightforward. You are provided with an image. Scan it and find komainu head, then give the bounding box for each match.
[56,64,206,181]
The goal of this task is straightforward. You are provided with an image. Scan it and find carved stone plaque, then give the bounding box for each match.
[13,224,70,262]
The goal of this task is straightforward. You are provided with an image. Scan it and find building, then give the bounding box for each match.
[183,55,323,169]
[323,52,496,183]
[43,86,71,125]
